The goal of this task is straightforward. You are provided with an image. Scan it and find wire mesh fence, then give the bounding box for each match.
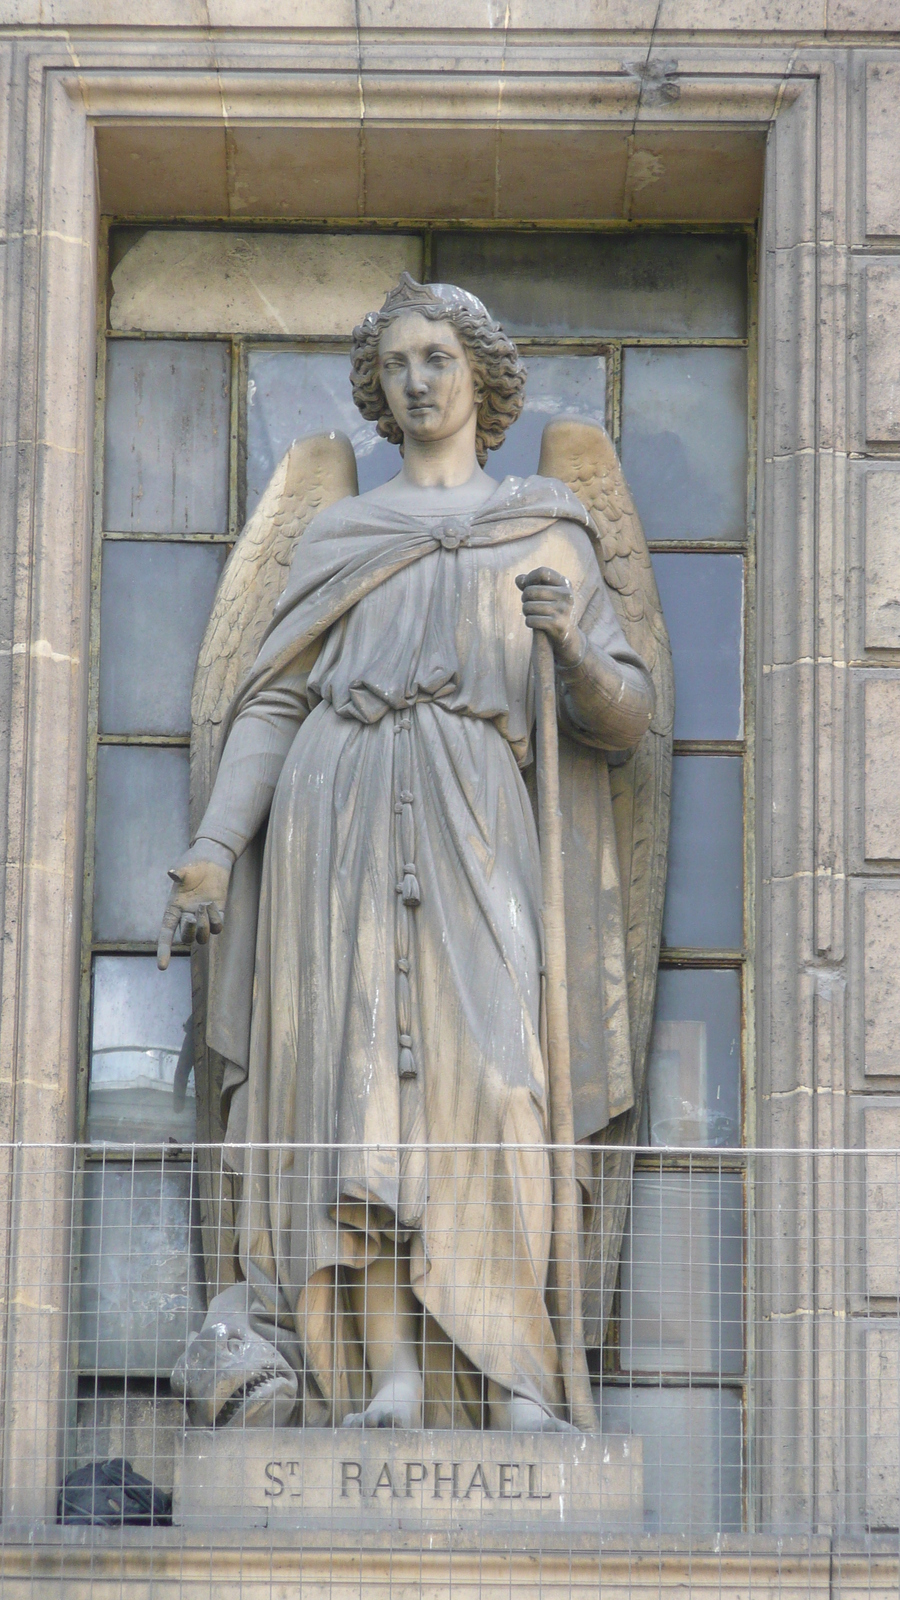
[0,1141,896,1596]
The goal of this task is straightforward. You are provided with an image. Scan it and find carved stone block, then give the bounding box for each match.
[866,261,900,443]
[865,472,900,649]
[174,1428,644,1533]
[866,1324,900,1530]
[864,887,900,1075]
[867,63,900,238]
[865,679,900,861]
[865,1106,900,1297]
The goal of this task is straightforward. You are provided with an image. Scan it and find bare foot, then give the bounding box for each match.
[490,1392,582,1433]
[342,1374,424,1429]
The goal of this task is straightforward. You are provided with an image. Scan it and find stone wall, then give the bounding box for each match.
[1,0,900,1581]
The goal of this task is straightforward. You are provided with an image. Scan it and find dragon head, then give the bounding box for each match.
[171,1284,299,1429]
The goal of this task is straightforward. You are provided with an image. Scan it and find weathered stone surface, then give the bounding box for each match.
[72,1394,184,1495]
[771,249,818,454]
[0,13,887,1579]
[865,1107,900,1298]
[865,679,900,860]
[174,1427,643,1532]
[364,126,500,217]
[866,261,900,443]
[227,126,361,218]
[0,1533,869,1600]
[866,1324,900,1529]
[865,472,900,649]
[864,887,900,1075]
[866,63,900,237]
[657,0,824,24]
[625,129,764,221]
[94,115,768,225]
[14,0,900,26]
[495,127,630,219]
[830,0,900,30]
[110,231,424,335]
[96,124,231,218]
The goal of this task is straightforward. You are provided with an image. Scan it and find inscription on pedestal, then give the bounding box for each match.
[264,1453,554,1503]
[175,1428,644,1531]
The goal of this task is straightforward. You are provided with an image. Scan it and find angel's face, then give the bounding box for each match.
[377,312,480,446]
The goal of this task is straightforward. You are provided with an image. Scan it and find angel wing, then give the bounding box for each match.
[538,416,675,1346]
[189,432,358,1294]
[190,430,359,832]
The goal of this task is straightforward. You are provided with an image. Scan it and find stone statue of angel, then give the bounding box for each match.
[159,275,673,1434]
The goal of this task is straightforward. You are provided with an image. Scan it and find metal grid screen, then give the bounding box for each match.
[0,1142,896,1596]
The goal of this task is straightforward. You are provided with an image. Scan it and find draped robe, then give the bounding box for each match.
[197,475,654,1425]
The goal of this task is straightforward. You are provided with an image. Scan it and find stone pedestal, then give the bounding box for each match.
[173,1427,643,1533]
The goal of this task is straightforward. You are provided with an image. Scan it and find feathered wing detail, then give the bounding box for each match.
[190,432,359,1296]
[190,431,359,832]
[538,417,674,1347]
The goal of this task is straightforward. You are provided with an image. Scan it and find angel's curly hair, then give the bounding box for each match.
[350,274,526,467]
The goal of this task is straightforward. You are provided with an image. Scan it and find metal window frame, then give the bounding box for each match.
[81,222,757,1516]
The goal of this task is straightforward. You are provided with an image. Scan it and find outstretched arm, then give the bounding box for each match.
[517,565,654,752]
[157,663,309,969]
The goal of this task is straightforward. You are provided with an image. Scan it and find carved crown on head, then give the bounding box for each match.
[378,272,493,323]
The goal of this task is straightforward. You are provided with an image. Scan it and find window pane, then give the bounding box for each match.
[642,969,741,1149]
[663,755,743,950]
[491,354,606,480]
[109,229,423,337]
[600,1386,742,1533]
[432,232,747,337]
[619,1171,744,1375]
[246,350,398,518]
[93,747,189,943]
[651,553,743,740]
[99,542,225,736]
[104,340,230,534]
[621,348,747,543]
[78,1165,205,1374]
[89,956,195,1144]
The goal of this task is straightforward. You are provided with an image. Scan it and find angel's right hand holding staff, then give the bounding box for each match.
[156,837,233,970]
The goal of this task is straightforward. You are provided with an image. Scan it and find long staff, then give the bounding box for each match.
[532,630,599,1433]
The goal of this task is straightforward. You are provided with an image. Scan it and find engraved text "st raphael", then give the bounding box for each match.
[263,1459,553,1501]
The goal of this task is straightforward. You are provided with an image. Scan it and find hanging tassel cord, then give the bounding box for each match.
[532,629,598,1434]
[395,711,420,1080]
[396,713,421,908]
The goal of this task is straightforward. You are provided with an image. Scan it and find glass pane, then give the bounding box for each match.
[246,350,399,518]
[600,1386,742,1533]
[621,348,747,543]
[78,1165,205,1374]
[642,969,741,1149]
[89,956,195,1144]
[619,1171,744,1374]
[93,747,189,943]
[432,232,747,338]
[109,229,423,337]
[99,542,226,736]
[662,755,743,950]
[490,355,606,480]
[651,553,743,740]
[104,340,230,534]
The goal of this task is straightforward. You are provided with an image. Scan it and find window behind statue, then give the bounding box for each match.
[77,225,751,1528]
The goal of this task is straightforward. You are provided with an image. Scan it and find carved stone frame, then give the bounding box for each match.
[0,32,854,1552]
